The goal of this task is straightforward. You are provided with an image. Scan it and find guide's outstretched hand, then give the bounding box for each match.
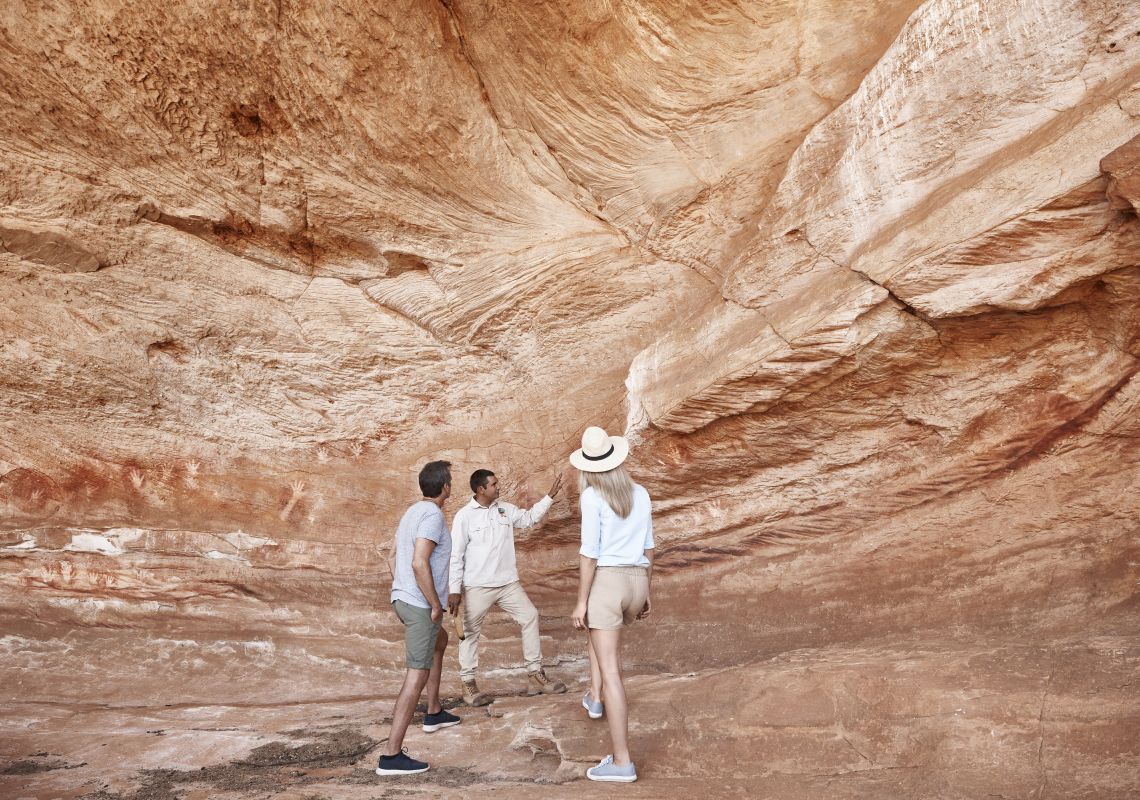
[548,472,564,499]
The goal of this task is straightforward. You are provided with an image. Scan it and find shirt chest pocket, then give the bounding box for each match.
[470,521,494,546]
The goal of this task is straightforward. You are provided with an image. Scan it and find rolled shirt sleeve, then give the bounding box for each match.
[507,495,553,529]
[579,490,602,559]
[448,507,469,595]
[644,506,655,550]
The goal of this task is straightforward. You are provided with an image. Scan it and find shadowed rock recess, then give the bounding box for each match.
[1,1,1138,798]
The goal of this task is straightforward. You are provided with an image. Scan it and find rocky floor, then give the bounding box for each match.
[3,628,1138,800]
[4,423,1139,799]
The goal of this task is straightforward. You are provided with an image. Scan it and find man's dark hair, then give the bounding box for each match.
[419,460,452,498]
[470,469,495,494]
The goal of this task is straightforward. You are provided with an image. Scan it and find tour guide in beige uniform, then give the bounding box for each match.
[447,469,568,705]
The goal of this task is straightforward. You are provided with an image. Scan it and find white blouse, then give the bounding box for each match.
[579,484,654,567]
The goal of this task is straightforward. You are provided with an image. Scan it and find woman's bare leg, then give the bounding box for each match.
[587,631,604,704]
[589,627,630,764]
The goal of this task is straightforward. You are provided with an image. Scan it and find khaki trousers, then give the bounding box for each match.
[459,581,542,680]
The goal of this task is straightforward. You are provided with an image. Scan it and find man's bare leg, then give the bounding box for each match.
[384,667,430,756]
[424,627,449,715]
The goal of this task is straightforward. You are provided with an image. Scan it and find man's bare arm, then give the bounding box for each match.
[411,537,442,623]
[386,535,397,577]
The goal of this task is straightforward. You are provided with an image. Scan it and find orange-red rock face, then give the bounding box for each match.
[1,1,1138,798]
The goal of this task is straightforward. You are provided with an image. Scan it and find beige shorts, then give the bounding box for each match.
[587,566,649,630]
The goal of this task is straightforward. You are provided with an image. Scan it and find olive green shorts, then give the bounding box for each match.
[393,599,442,670]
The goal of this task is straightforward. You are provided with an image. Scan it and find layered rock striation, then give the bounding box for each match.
[1,1,1138,797]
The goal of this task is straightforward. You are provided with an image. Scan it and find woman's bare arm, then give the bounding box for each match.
[571,554,598,629]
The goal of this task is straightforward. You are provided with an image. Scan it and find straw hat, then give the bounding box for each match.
[569,426,630,473]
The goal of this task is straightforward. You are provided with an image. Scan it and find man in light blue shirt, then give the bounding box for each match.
[377,461,461,777]
[390,499,452,612]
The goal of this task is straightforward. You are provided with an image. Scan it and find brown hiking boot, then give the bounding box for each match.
[462,679,493,707]
[526,669,567,696]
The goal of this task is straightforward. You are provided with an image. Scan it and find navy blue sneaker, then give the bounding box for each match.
[422,707,461,733]
[376,748,429,775]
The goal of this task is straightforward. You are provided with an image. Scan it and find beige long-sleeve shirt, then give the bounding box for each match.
[448,495,552,593]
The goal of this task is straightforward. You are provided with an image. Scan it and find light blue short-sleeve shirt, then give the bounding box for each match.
[579,484,654,567]
[391,500,451,609]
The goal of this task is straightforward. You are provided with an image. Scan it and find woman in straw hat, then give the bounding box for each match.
[570,426,654,784]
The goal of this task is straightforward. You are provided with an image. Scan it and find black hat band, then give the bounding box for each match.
[583,444,615,462]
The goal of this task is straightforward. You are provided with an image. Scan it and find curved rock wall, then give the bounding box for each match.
[1,1,1138,797]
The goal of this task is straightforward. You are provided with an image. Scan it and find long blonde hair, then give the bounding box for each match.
[578,464,634,518]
